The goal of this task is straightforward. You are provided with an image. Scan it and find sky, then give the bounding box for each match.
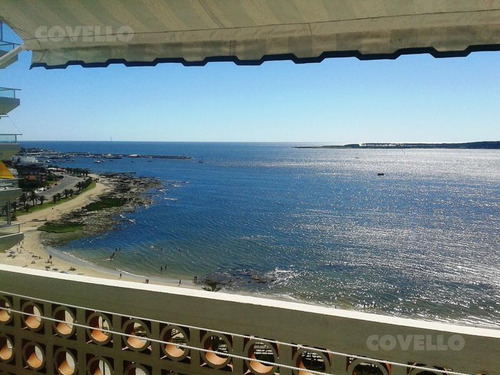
[2,25,500,143]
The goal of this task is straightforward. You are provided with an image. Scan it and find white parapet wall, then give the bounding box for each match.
[0,264,499,375]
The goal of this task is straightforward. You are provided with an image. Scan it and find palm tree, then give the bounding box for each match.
[19,193,28,207]
[68,189,74,197]
[39,195,46,205]
[29,191,38,207]
[52,195,57,204]
[63,189,70,199]
[11,202,18,221]
[56,193,62,201]
[24,203,30,212]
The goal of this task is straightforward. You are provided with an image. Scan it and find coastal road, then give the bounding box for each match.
[38,175,82,197]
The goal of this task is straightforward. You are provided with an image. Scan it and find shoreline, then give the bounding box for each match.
[295,141,500,149]
[0,174,199,290]
[38,173,161,248]
[1,175,498,327]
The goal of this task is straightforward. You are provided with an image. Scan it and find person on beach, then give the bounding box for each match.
[119,272,122,279]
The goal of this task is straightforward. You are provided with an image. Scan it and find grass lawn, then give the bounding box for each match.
[83,196,127,212]
[38,222,84,233]
[15,180,96,217]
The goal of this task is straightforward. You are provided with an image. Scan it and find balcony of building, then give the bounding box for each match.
[0,21,18,70]
[0,89,20,116]
[0,224,22,251]
[0,177,23,250]
[0,159,21,203]
[0,264,498,375]
[0,41,18,69]
[0,133,21,161]
[0,182,21,207]
[0,135,23,250]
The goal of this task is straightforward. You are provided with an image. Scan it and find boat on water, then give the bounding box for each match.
[103,154,123,159]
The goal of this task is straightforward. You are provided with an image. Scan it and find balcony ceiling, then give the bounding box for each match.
[1,0,500,69]
[0,96,20,116]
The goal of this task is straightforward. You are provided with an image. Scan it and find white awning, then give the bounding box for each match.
[1,0,500,69]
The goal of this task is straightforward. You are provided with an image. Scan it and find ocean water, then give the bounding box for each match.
[22,142,500,327]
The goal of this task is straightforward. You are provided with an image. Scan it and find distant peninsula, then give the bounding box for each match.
[296,141,500,149]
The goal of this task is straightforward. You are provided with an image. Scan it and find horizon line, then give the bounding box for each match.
[19,139,500,144]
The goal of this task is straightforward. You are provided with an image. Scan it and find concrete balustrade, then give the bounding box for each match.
[53,307,76,338]
[0,264,499,375]
[0,297,12,324]
[0,334,14,362]
[87,312,113,345]
[245,339,279,375]
[161,325,189,361]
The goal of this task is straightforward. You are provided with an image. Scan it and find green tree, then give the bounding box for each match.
[29,191,38,207]
[11,202,18,221]
[19,193,28,207]
[39,195,46,205]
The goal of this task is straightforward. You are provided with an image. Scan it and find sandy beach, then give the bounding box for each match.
[0,175,198,289]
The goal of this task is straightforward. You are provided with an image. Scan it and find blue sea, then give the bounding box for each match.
[21,142,500,327]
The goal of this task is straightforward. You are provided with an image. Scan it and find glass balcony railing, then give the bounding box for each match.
[0,41,17,53]
[0,179,18,189]
[0,87,19,99]
[0,20,18,52]
[0,134,20,143]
